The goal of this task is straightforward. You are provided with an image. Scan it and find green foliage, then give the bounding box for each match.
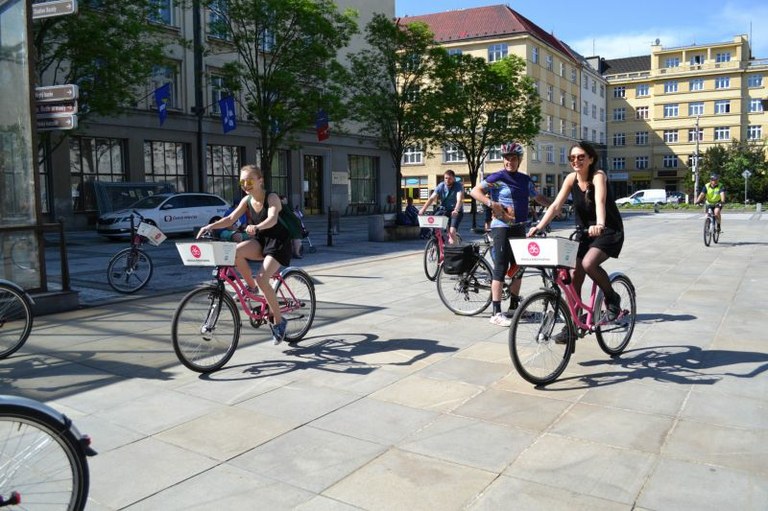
[211,0,357,172]
[345,14,446,206]
[701,139,768,202]
[33,1,169,122]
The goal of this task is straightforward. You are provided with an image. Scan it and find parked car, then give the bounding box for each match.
[97,192,229,238]
[615,189,668,206]
[666,191,686,204]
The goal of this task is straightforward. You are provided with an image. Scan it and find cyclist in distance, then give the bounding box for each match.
[528,140,624,324]
[419,169,464,244]
[197,164,291,344]
[695,173,726,232]
[470,141,552,327]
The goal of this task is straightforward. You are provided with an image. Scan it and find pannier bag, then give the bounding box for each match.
[442,244,477,275]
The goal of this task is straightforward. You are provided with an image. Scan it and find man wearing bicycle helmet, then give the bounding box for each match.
[419,169,464,244]
[470,141,552,327]
[696,174,726,232]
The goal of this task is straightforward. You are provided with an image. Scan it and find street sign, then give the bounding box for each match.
[36,101,78,115]
[36,114,78,131]
[742,170,752,179]
[35,84,79,103]
[32,0,78,20]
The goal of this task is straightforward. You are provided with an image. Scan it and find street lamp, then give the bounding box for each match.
[693,115,701,201]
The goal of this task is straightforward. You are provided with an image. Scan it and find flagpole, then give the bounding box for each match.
[192,0,206,192]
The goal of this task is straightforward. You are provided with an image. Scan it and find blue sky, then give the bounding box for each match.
[396,1,768,60]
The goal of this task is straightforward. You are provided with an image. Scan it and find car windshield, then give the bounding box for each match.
[129,195,170,209]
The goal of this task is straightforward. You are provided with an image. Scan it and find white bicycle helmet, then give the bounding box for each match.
[500,142,524,157]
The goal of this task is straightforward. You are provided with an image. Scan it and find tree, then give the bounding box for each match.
[345,14,446,210]
[701,140,768,203]
[33,2,169,123]
[428,54,541,227]
[210,0,357,175]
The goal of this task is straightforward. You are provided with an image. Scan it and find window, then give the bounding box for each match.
[402,145,423,165]
[546,115,553,132]
[571,122,577,138]
[546,85,553,102]
[600,108,605,122]
[636,156,649,170]
[571,94,577,110]
[663,129,678,143]
[559,62,565,76]
[715,76,730,89]
[714,127,730,141]
[487,145,502,161]
[749,99,764,112]
[636,84,650,96]
[267,151,289,196]
[612,133,626,146]
[571,68,577,82]
[531,144,540,161]
[592,105,597,119]
[591,80,596,93]
[447,48,462,56]
[488,43,508,62]
[583,127,589,139]
[664,81,678,93]
[689,102,704,116]
[348,155,378,205]
[663,104,679,117]
[531,46,539,63]
[689,78,704,91]
[545,145,554,163]
[714,100,730,114]
[559,146,567,164]
[665,57,680,68]
[207,0,229,40]
[443,145,465,163]
[206,144,243,204]
[663,155,679,168]
[613,108,625,121]
[689,54,704,66]
[747,125,762,140]
[748,74,763,87]
[611,158,625,170]
[688,128,703,142]
[144,140,187,192]
[150,64,180,109]
[559,119,565,135]
[583,100,588,114]
[560,90,566,106]
[69,137,126,212]
[636,106,649,119]
[614,86,626,98]
[592,129,597,142]
[545,54,553,71]
[583,75,588,89]
[209,74,226,114]
[148,0,173,25]
[636,131,649,145]
[715,52,731,63]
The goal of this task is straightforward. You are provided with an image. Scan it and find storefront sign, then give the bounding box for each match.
[331,172,347,185]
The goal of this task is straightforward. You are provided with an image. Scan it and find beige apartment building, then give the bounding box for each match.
[604,35,767,197]
[37,0,395,229]
[400,5,597,203]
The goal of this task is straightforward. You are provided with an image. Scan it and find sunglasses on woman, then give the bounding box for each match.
[568,154,587,163]
[239,178,256,187]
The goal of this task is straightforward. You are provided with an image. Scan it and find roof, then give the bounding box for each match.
[399,4,576,63]
[602,55,651,75]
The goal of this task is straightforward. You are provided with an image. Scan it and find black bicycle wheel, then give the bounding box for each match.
[107,247,153,293]
[509,291,573,386]
[172,286,240,373]
[0,405,89,510]
[423,238,440,281]
[713,221,720,243]
[0,284,33,359]
[436,256,493,316]
[595,274,637,356]
[273,269,316,343]
[703,217,712,247]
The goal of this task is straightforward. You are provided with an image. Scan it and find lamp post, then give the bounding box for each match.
[742,169,752,204]
[693,115,700,202]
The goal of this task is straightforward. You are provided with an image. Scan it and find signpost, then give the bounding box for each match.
[35,85,79,131]
[32,0,78,20]
[742,169,752,204]
[37,114,78,131]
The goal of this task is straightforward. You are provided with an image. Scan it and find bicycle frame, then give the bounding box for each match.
[548,267,613,334]
[212,265,295,321]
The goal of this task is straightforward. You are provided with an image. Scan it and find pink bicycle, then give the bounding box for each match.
[172,241,316,373]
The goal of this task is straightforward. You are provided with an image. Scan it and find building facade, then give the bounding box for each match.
[37,0,395,230]
[604,35,767,197]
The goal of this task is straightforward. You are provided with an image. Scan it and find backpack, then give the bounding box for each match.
[246,194,303,239]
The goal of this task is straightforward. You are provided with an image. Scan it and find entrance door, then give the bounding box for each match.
[303,155,323,214]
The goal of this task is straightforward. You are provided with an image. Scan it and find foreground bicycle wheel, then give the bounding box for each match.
[0,406,89,510]
[436,256,493,316]
[107,247,153,293]
[172,286,240,373]
[273,269,316,343]
[713,221,720,244]
[595,274,637,356]
[0,283,33,358]
[703,217,712,247]
[423,238,439,281]
[509,291,573,386]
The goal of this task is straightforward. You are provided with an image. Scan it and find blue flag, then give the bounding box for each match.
[154,83,171,126]
[219,95,236,133]
[316,109,329,141]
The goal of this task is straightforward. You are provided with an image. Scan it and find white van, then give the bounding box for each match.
[615,189,667,206]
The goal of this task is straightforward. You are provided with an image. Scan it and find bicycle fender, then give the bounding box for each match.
[0,279,35,305]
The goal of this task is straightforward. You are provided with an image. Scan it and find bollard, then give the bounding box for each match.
[327,208,339,246]
[758,203,763,213]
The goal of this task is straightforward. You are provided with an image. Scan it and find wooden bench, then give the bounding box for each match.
[367,214,421,242]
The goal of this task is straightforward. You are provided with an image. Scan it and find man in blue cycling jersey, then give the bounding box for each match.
[419,169,464,244]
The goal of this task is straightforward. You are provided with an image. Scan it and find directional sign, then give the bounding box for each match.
[35,84,79,103]
[37,114,78,131]
[32,0,78,20]
[36,101,78,115]
[742,170,752,179]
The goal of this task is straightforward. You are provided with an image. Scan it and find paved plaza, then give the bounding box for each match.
[1,210,767,510]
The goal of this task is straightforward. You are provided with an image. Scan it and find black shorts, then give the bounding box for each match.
[577,227,624,259]
[491,224,526,281]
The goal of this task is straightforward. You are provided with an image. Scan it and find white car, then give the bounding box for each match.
[97,193,230,238]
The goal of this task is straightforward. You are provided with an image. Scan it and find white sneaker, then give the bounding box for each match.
[489,313,512,327]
